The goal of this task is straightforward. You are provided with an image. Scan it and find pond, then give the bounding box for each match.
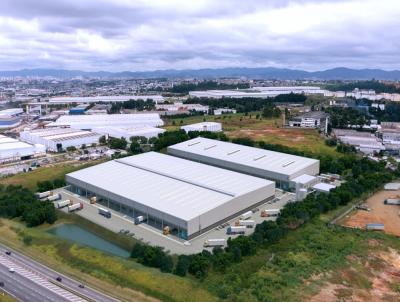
[49,224,130,258]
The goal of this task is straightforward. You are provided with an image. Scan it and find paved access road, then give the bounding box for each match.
[0,243,119,302]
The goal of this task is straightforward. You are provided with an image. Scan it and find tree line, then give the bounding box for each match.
[186,93,306,113]
[169,81,250,94]
[0,185,57,227]
[109,99,155,114]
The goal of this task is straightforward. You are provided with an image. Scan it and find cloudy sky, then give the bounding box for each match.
[0,0,399,71]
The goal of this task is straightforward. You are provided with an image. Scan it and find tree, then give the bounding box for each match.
[174,255,192,276]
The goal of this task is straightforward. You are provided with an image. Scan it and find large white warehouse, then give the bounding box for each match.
[20,128,101,152]
[168,137,320,190]
[66,152,275,240]
[46,95,165,104]
[92,126,165,139]
[0,134,45,162]
[47,113,164,130]
[181,122,222,133]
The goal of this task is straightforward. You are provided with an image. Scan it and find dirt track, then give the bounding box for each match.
[342,189,400,236]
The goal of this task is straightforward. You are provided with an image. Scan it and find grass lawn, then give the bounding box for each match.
[164,113,339,157]
[0,160,104,191]
[0,217,217,302]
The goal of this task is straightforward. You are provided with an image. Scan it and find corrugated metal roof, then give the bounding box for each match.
[66,152,272,221]
[168,137,319,178]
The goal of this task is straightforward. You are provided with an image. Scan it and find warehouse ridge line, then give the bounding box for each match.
[115,158,236,197]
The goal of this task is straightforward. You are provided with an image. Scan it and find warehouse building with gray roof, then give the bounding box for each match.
[65,152,275,240]
[168,137,320,190]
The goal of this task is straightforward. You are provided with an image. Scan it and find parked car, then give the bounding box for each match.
[78,284,85,288]
[5,251,11,255]
[9,268,15,273]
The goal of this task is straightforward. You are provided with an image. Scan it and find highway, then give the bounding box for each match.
[0,243,119,302]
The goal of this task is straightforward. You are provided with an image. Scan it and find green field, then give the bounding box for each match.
[0,161,104,191]
[164,113,339,156]
[0,292,18,302]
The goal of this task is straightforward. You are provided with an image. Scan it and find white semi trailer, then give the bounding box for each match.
[203,239,226,247]
[227,226,246,235]
[35,191,51,199]
[238,220,256,228]
[68,202,83,212]
[57,200,71,209]
[240,211,253,220]
[47,193,61,202]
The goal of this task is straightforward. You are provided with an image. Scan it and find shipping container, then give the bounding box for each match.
[203,239,226,247]
[384,199,400,205]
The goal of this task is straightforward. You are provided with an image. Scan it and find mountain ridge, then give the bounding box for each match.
[1,67,400,80]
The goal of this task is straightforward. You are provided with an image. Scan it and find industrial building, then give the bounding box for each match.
[0,108,24,128]
[181,122,222,133]
[92,126,165,139]
[20,128,101,152]
[69,104,89,115]
[289,111,330,133]
[0,134,45,162]
[189,86,327,99]
[46,95,165,104]
[47,113,164,130]
[168,137,319,190]
[333,129,384,155]
[65,152,275,240]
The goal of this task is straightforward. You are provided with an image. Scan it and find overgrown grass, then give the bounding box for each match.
[202,219,400,302]
[0,292,18,302]
[163,113,339,157]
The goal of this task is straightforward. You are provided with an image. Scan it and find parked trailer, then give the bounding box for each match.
[227,226,246,235]
[261,209,280,217]
[56,200,71,209]
[384,199,400,205]
[98,207,111,218]
[366,223,384,231]
[47,193,61,202]
[68,202,83,212]
[238,220,256,228]
[35,191,51,199]
[240,211,253,220]
[204,239,226,247]
[134,216,146,225]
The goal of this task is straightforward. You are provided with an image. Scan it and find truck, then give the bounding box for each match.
[68,202,83,212]
[384,198,400,205]
[90,196,97,204]
[240,211,253,220]
[261,209,280,217]
[47,193,61,202]
[204,239,226,247]
[35,191,51,199]
[56,200,71,209]
[134,215,146,225]
[227,226,246,235]
[98,207,111,218]
[238,220,256,228]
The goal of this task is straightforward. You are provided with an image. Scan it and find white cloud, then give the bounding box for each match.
[0,0,399,71]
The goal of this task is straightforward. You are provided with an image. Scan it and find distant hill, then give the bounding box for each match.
[1,67,400,80]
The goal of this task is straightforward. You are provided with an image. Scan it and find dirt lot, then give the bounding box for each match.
[308,242,400,302]
[341,189,400,237]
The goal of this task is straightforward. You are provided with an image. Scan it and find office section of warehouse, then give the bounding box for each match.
[65,152,275,239]
[167,137,320,189]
